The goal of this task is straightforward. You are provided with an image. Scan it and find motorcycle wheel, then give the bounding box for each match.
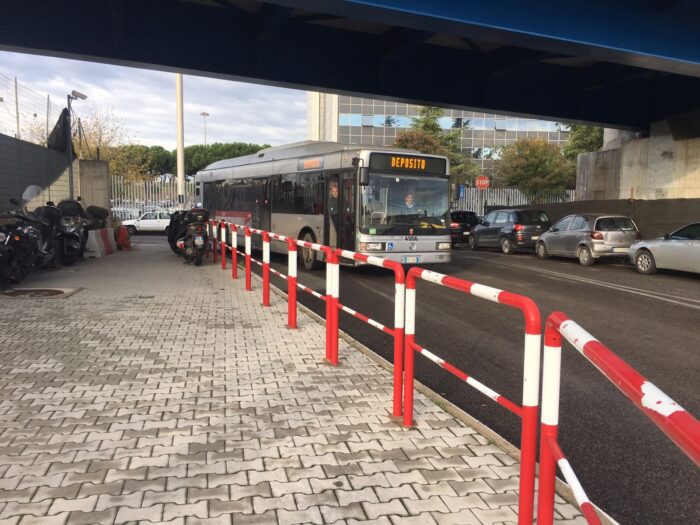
[195,249,203,266]
[62,250,77,266]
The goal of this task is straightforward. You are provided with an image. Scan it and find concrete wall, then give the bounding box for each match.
[0,134,109,210]
[577,120,700,200]
[500,198,700,239]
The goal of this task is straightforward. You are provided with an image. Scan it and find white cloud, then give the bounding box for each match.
[0,50,308,149]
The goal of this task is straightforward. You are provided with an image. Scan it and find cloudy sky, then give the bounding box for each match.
[0,50,308,149]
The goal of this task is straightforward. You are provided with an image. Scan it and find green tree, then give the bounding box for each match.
[395,106,479,185]
[562,124,603,163]
[495,138,574,194]
[180,142,270,175]
[146,146,174,175]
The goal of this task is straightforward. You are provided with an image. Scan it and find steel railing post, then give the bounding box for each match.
[391,264,406,418]
[220,221,226,270]
[244,227,252,291]
[287,238,297,328]
[537,318,562,525]
[262,231,271,307]
[230,225,238,279]
[212,220,218,264]
[402,269,417,427]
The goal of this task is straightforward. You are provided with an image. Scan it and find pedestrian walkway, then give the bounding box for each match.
[0,242,584,524]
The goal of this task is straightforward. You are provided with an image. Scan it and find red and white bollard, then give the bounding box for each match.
[262,231,270,307]
[220,221,227,270]
[287,239,297,328]
[230,224,238,280]
[325,248,340,365]
[244,227,252,291]
[212,221,218,264]
[392,270,405,418]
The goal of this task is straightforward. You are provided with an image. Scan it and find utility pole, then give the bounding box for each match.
[176,74,185,207]
[200,111,210,147]
[14,78,20,139]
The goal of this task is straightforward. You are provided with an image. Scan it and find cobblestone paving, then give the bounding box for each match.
[0,244,583,524]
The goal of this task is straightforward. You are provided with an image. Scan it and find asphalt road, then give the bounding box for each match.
[145,235,699,524]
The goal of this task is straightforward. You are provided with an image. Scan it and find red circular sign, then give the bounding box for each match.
[475,175,490,189]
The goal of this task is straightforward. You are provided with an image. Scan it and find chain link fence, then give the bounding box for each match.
[0,73,64,146]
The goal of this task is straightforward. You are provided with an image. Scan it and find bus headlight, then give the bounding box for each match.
[436,242,451,250]
[359,242,385,251]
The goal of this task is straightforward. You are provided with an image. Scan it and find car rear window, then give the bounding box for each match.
[595,217,637,231]
[516,210,549,224]
[452,212,478,222]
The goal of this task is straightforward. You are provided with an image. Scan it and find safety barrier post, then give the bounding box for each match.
[402,268,541,525]
[212,221,218,264]
[230,224,238,279]
[537,319,562,525]
[206,221,213,260]
[220,221,226,270]
[324,247,340,365]
[387,262,405,418]
[262,231,271,307]
[287,238,297,328]
[244,227,252,291]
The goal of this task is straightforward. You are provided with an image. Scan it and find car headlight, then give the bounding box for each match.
[0,233,6,243]
[436,242,451,250]
[359,242,385,251]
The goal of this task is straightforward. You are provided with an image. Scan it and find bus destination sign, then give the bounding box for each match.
[298,157,324,170]
[370,153,446,175]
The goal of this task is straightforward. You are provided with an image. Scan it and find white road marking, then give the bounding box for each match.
[505,264,700,310]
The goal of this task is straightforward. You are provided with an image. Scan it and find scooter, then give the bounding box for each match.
[170,207,210,265]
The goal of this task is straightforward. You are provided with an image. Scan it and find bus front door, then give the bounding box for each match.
[339,172,356,251]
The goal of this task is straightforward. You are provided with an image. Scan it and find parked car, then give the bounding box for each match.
[470,208,550,254]
[122,211,172,235]
[450,210,480,246]
[629,222,700,275]
[536,213,640,266]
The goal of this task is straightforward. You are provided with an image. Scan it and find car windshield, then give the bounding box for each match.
[360,173,449,235]
[595,217,636,231]
[672,223,700,239]
[516,210,549,224]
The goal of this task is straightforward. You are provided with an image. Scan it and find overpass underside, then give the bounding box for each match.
[1,0,699,132]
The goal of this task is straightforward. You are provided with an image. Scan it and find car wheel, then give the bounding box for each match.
[578,246,595,266]
[300,231,321,271]
[536,241,549,259]
[469,235,479,251]
[500,237,514,255]
[126,225,137,236]
[635,250,657,275]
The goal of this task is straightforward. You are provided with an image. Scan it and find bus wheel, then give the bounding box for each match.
[300,231,321,271]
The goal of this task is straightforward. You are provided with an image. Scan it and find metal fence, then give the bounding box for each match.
[454,187,576,215]
[0,73,63,146]
[110,176,198,220]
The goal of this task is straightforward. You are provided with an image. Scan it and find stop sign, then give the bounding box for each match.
[475,175,490,189]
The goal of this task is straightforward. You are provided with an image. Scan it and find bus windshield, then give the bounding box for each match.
[360,173,449,235]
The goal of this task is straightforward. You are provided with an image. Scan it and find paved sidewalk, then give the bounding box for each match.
[0,243,583,524]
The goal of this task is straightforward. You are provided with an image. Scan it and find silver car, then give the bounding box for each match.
[536,213,640,266]
[629,222,700,275]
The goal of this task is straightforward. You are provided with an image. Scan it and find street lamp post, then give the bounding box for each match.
[66,90,87,199]
[200,111,210,147]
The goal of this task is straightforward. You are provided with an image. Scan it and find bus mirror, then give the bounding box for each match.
[281,180,293,192]
[358,167,370,186]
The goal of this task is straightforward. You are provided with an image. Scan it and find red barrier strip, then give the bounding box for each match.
[404,267,541,525]
[409,341,523,417]
[337,302,395,336]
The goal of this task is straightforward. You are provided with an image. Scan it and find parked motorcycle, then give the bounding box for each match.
[54,198,109,264]
[169,207,210,265]
[0,185,53,285]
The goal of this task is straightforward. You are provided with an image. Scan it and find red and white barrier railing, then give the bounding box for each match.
[337,250,406,418]
[537,311,700,525]
[403,267,541,525]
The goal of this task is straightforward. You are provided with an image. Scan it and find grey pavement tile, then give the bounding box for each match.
[0,245,581,525]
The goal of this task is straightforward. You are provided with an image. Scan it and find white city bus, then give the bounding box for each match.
[195,141,451,270]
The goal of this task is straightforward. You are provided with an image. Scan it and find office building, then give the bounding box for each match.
[308,93,570,178]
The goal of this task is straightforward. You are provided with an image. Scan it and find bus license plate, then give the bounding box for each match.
[531,235,539,240]
[402,255,420,264]
[194,236,204,247]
